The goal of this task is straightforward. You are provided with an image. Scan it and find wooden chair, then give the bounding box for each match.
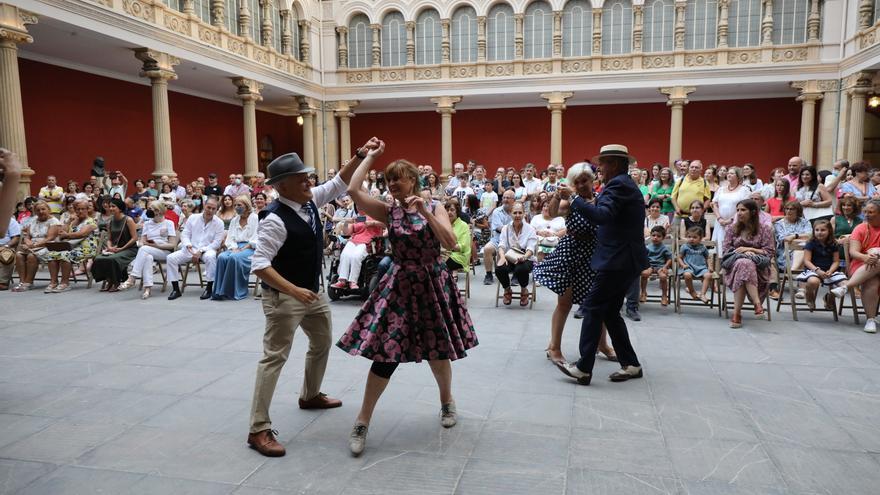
[674,240,719,314]
[180,260,204,293]
[495,273,536,309]
[642,236,677,308]
[718,252,772,321]
[776,240,838,321]
[137,259,168,292]
[838,238,869,324]
[457,269,471,299]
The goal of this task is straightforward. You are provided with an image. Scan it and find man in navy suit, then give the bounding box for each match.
[556,145,649,385]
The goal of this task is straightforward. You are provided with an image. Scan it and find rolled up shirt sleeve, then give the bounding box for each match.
[311,175,347,209]
[251,213,286,272]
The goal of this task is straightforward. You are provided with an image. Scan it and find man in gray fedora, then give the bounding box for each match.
[247,137,380,457]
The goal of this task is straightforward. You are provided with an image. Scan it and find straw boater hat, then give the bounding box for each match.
[591,144,636,166]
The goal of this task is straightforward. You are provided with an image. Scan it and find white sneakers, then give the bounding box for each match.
[440,402,457,428]
[830,286,848,298]
[349,423,368,457]
[864,319,878,334]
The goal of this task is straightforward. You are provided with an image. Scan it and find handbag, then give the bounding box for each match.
[538,235,559,248]
[0,246,14,265]
[802,188,833,220]
[720,251,770,271]
[503,226,527,264]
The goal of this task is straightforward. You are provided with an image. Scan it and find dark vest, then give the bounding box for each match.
[259,199,323,292]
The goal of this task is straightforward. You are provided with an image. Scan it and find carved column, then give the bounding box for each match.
[431,96,462,176]
[514,13,524,59]
[297,96,316,168]
[299,20,311,63]
[815,80,840,169]
[280,10,291,55]
[135,48,179,178]
[790,81,824,166]
[541,92,574,166]
[405,21,415,65]
[259,0,272,47]
[238,2,251,40]
[846,72,874,163]
[633,5,644,53]
[858,0,873,30]
[477,16,487,61]
[232,78,263,178]
[313,105,325,177]
[334,101,359,162]
[807,0,820,43]
[552,11,562,57]
[370,23,380,67]
[674,2,686,50]
[761,0,773,47]
[717,0,729,48]
[0,4,36,196]
[441,18,451,64]
[210,0,225,29]
[182,0,195,16]
[592,10,602,55]
[336,26,348,68]
[323,104,338,176]
[660,86,696,165]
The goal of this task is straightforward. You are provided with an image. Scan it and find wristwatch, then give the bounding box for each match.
[355,148,367,159]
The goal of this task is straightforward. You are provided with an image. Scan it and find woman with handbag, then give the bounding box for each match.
[44,200,99,293]
[723,199,775,328]
[12,201,61,292]
[118,201,178,299]
[90,197,138,292]
[796,167,833,223]
[530,200,566,262]
[497,202,538,306]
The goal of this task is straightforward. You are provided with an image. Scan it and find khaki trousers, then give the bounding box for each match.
[249,289,333,434]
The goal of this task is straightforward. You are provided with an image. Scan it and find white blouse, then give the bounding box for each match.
[225,213,259,250]
[499,222,538,261]
[142,219,176,244]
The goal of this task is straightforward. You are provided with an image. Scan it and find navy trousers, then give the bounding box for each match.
[576,270,642,374]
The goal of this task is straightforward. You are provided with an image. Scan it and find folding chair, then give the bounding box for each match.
[776,240,838,321]
[719,256,772,321]
[838,239,868,324]
[457,269,471,299]
[180,260,204,293]
[495,273,536,309]
[642,236,676,308]
[138,260,168,292]
[674,240,719,313]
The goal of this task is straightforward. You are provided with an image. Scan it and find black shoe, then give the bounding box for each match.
[483,274,494,286]
[167,289,182,300]
[626,308,641,321]
[200,287,212,300]
[574,306,586,319]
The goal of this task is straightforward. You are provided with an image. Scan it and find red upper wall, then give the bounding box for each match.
[350,110,440,169]
[19,59,302,187]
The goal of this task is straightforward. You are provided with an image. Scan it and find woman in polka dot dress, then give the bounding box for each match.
[535,163,616,364]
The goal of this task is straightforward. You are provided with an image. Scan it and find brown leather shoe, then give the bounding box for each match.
[247,429,285,457]
[298,392,342,410]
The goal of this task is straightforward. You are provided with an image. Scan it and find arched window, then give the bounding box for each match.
[562,0,592,57]
[643,0,674,52]
[602,0,633,55]
[685,0,718,50]
[451,6,478,63]
[728,0,761,47]
[524,1,553,59]
[289,7,301,59]
[487,3,515,61]
[772,0,809,44]
[348,14,371,68]
[416,9,442,65]
[382,11,407,66]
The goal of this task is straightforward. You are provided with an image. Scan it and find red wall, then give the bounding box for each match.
[349,97,801,179]
[19,59,302,187]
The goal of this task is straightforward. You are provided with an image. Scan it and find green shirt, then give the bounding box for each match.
[449,217,472,269]
[651,184,675,213]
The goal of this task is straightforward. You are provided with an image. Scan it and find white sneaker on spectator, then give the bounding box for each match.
[795,289,805,299]
[830,286,848,298]
[864,319,877,334]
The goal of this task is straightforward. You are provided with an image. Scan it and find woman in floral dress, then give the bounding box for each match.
[337,139,477,457]
[44,200,99,292]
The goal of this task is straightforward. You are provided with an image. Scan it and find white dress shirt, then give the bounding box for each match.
[498,222,538,261]
[142,219,176,244]
[180,213,225,252]
[252,175,347,272]
[225,213,259,250]
[523,177,543,196]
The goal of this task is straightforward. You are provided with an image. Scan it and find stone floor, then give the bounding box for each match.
[1,272,880,494]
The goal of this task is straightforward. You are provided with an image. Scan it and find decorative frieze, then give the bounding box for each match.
[380,69,406,82]
[486,63,514,77]
[684,53,717,67]
[523,62,553,75]
[561,59,591,73]
[727,50,760,64]
[346,70,373,83]
[772,47,808,62]
[415,67,441,80]
[163,11,190,36]
[643,55,674,69]
[122,0,154,22]
[198,25,221,46]
[601,57,633,71]
[450,65,477,78]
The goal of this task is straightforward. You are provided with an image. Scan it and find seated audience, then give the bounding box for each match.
[838,199,880,333]
[530,200,566,262]
[13,201,61,291]
[773,201,812,271]
[0,216,21,290]
[44,200,99,293]
[217,194,236,230]
[119,201,178,299]
[678,226,713,303]
[166,197,225,300]
[482,190,515,285]
[444,198,472,273]
[678,199,711,241]
[644,198,670,238]
[795,167,834,223]
[839,162,877,206]
[496,202,537,306]
[212,195,258,301]
[722,199,775,328]
[795,219,849,311]
[331,214,385,290]
[91,198,138,292]
[640,225,673,306]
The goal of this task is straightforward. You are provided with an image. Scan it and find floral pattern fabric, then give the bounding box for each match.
[336,205,478,362]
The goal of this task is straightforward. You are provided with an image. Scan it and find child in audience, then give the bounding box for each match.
[796,219,849,310]
[678,226,713,304]
[641,225,673,306]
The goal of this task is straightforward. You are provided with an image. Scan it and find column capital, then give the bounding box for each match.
[790,80,825,102]
[660,86,696,106]
[336,25,348,35]
[845,71,875,95]
[0,4,37,45]
[232,77,263,102]
[431,96,462,114]
[333,100,359,118]
[134,48,179,81]
[296,95,319,114]
[541,91,574,112]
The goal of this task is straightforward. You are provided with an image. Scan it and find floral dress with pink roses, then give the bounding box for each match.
[337,204,478,362]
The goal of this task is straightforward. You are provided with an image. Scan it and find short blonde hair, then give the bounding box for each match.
[234,194,253,215]
[567,162,595,184]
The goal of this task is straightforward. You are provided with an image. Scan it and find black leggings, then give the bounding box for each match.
[446,258,464,271]
[370,361,399,379]
[496,260,533,288]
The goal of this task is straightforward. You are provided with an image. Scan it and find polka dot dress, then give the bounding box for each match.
[534,199,598,305]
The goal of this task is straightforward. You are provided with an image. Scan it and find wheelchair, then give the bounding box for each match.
[326,234,387,301]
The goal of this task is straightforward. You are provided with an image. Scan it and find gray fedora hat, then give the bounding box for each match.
[265,152,315,185]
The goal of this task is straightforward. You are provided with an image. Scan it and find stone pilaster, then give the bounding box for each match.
[323,103,338,176]
[807,0,820,43]
[405,21,415,65]
[633,5,644,53]
[0,4,36,196]
[431,96,462,176]
[299,20,311,63]
[210,0,225,29]
[815,80,840,170]
[790,81,824,166]
[182,0,195,16]
[552,11,562,57]
[259,0,272,47]
[238,1,251,40]
[441,18,450,64]
[336,26,348,68]
[514,13,524,59]
[280,10,291,55]
[370,23,380,67]
[660,86,696,165]
[846,72,874,163]
[591,10,602,55]
[476,16,487,61]
[717,0,729,48]
[858,0,874,30]
[313,105,325,177]
[297,96,316,168]
[674,2,686,50]
[761,0,773,47]
[541,92,574,166]
[135,48,179,178]
[334,101,359,162]
[232,78,263,179]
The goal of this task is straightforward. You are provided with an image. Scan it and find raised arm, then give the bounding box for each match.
[347,140,389,224]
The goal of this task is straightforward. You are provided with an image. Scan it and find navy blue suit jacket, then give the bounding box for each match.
[571,173,649,274]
